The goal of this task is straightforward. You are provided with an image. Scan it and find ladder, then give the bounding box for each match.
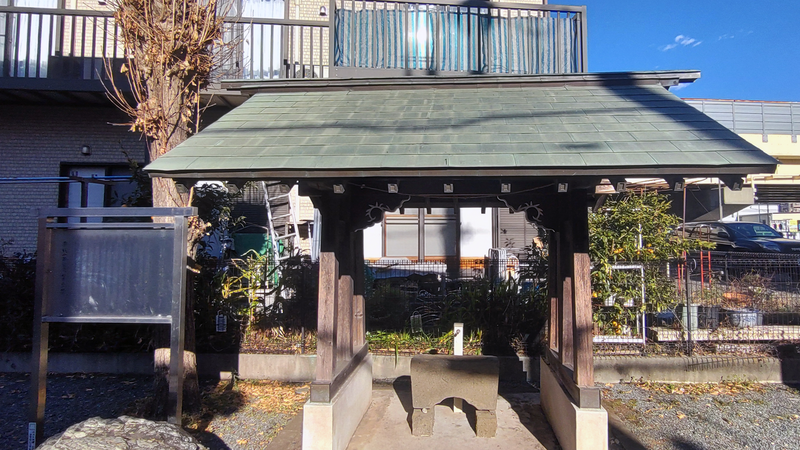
[260,181,300,263]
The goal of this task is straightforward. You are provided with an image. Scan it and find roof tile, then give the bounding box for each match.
[147,82,776,178]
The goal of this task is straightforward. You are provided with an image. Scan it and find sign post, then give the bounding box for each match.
[27,207,195,448]
[453,322,464,413]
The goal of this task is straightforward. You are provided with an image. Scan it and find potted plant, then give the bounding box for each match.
[721,273,770,328]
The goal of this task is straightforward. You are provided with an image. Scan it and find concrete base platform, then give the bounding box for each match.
[540,359,608,450]
[347,379,560,449]
[302,354,373,450]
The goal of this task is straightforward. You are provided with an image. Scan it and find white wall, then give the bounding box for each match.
[460,208,493,257]
[363,221,384,259]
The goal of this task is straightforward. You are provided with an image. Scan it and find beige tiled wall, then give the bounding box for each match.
[0,105,147,254]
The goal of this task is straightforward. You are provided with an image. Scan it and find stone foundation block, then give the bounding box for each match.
[410,354,499,437]
[475,409,497,437]
[411,407,434,436]
[540,357,608,450]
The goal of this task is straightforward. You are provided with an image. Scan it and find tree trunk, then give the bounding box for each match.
[152,265,201,417]
[151,348,200,418]
[108,0,225,419]
[148,125,200,416]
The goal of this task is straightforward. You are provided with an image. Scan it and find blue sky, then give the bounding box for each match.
[555,0,800,102]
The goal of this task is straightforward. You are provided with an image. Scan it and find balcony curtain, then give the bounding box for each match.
[334,7,579,74]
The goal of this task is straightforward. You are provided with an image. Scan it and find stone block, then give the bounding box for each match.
[410,354,499,437]
[475,409,497,437]
[302,354,372,450]
[411,407,434,436]
[540,357,608,450]
[37,416,205,450]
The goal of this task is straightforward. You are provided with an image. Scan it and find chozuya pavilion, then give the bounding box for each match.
[145,69,776,450]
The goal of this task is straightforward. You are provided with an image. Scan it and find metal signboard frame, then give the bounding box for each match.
[27,207,196,449]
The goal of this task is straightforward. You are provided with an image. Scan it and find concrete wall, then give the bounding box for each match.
[594,355,800,384]
[1,352,538,381]
[4,352,798,384]
[1,352,154,375]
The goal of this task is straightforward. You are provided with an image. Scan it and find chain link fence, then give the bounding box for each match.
[594,251,800,356]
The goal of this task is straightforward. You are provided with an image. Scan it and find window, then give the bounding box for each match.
[383,208,457,260]
[60,164,138,209]
[384,208,419,259]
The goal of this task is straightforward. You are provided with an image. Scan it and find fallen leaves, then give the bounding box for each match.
[241,380,310,414]
[183,379,310,433]
[635,380,765,397]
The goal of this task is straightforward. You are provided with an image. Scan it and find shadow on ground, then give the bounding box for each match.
[391,375,559,448]
[499,382,560,450]
[191,431,232,450]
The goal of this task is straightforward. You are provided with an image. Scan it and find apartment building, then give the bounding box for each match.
[1,0,554,259]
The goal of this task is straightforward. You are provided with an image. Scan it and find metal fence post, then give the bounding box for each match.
[685,255,692,356]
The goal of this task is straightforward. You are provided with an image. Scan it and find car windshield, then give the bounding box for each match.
[725,223,782,239]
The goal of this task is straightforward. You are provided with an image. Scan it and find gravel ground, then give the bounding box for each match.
[0,373,303,450]
[191,405,296,450]
[0,373,151,449]
[7,372,798,450]
[602,382,800,450]
[188,379,306,450]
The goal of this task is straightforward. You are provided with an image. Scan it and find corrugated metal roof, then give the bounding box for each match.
[146,81,777,180]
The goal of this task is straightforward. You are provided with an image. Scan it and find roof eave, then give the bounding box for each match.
[222,70,702,93]
[147,163,775,183]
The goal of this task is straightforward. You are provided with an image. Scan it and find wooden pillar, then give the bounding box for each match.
[316,251,339,383]
[315,197,344,383]
[353,230,366,348]
[28,216,50,447]
[571,191,594,385]
[337,273,354,369]
[548,231,560,352]
[335,214,354,372]
[559,220,574,367]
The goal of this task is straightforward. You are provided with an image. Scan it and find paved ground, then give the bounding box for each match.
[268,379,632,450]
[348,380,561,450]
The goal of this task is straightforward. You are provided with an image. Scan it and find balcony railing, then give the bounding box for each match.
[0,1,585,85]
[332,0,587,77]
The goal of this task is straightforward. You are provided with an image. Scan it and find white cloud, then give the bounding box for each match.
[671,83,690,91]
[661,34,702,51]
[718,33,734,40]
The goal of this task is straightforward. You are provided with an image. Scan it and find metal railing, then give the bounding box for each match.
[332,0,587,76]
[218,15,330,80]
[0,6,124,80]
[0,1,585,83]
[0,5,330,81]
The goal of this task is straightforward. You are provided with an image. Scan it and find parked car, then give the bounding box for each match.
[675,221,800,281]
[675,221,800,254]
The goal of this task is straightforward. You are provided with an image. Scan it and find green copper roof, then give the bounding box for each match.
[145,80,776,180]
